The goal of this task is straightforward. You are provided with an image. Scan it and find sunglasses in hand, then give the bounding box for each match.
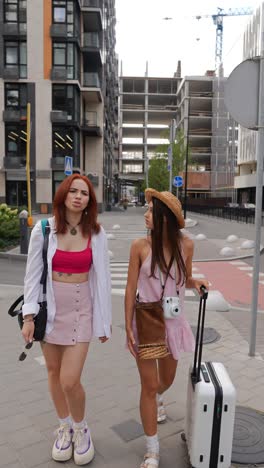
[19,341,33,361]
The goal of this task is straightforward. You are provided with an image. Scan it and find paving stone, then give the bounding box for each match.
[0,444,20,465]
[18,440,52,468]
[10,425,46,450]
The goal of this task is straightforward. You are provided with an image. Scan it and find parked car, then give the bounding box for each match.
[241,203,255,209]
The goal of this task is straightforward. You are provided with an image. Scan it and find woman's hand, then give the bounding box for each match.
[193,279,210,295]
[126,327,137,358]
[99,336,109,343]
[22,321,35,344]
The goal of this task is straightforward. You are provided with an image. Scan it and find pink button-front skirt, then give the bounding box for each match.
[44,281,92,346]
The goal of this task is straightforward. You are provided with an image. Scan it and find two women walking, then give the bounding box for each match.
[21,179,208,467]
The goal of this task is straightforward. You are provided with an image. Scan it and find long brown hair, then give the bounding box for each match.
[150,197,187,285]
[53,174,100,236]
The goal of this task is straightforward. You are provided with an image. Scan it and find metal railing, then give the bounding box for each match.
[187,204,264,225]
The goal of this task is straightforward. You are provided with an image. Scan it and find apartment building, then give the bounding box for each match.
[177,73,237,201]
[119,66,181,198]
[236,3,264,206]
[0,0,118,212]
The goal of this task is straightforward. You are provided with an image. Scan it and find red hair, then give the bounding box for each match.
[53,174,100,236]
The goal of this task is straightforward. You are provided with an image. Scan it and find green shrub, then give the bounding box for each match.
[0,204,20,250]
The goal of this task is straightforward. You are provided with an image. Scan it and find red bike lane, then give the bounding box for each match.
[193,260,264,310]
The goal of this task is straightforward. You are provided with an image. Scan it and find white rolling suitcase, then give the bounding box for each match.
[184,287,236,468]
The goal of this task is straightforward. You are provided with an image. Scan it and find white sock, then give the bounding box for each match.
[73,418,87,430]
[145,434,159,454]
[59,415,72,426]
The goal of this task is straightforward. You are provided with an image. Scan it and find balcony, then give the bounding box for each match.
[51,110,70,123]
[50,67,68,81]
[83,72,100,87]
[50,24,68,38]
[82,33,102,65]
[82,0,102,7]
[82,1,103,31]
[3,66,20,80]
[3,156,26,169]
[3,109,24,122]
[81,111,102,137]
[2,22,26,37]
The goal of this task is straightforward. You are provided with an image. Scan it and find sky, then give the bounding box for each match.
[115,0,260,78]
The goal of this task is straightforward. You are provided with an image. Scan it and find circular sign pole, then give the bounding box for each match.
[225,53,264,357]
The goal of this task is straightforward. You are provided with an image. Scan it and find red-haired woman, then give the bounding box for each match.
[21,174,112,466]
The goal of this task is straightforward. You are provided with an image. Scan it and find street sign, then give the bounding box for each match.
[64,156,73,176]
[173,175,183,188]
[224,58,259,130]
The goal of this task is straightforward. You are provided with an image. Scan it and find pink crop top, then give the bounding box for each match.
[52,238,93,274]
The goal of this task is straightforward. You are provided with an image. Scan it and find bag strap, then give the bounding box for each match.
[157,256,174,300]
[8,294,24,317]
[40,220,50,295]
[158,256,180,300]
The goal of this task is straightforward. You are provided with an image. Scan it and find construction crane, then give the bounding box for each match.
[196,7,254,70]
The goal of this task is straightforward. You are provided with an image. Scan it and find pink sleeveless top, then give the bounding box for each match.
[133,249,195,360]
[137,251,184,303]
[52,238,93,274]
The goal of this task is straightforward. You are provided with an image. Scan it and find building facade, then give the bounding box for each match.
[119,65,181,199]
[0,0,118,212]
[177,73,237,201]
[236,3,264,207]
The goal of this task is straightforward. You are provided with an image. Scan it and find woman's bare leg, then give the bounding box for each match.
[136,358,159,436]
[60,343,89,423]
[157,354,178,395]
[41,342,69,418]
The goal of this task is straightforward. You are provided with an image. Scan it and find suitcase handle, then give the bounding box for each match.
[192,286,208,384]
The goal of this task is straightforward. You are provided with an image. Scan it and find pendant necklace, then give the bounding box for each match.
[66,220,81,236]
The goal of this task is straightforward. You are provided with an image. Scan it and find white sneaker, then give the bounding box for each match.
[157,395,167,424]
[73,423,95,465]
[52,423,73,462]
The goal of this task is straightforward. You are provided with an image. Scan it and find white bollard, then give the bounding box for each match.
[195,234,207,240]
[220,247,235,256]
[226,235,238,243]
[206,291,230,312]
[241,240,255,249]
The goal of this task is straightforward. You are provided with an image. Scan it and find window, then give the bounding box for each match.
[52,126,80,167]
[52,84,80,121]
[4,0,18,23]
[5,83,27,116]
[5,124,27,158]
[52,0,76,37]
[4,41,27,78]
[53,42,78,80]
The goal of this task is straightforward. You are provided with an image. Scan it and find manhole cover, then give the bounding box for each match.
[111,419,144,442]
[191,326,221,344]
[232,406,264,465]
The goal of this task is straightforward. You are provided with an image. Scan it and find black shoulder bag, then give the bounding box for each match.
[8,220,50,341]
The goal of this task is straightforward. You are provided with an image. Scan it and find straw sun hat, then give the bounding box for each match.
[145,188,185,229]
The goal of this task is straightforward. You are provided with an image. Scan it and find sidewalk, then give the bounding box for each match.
[1,208,264,467]
[1,287,264,467]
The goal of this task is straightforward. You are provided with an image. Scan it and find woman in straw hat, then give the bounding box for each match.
[125,188,209,468]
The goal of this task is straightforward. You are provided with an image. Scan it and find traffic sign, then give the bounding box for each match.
[173,175,183,188]
[64,156,73,176]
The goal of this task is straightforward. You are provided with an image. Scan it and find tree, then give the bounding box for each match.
[147,129,188,192]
